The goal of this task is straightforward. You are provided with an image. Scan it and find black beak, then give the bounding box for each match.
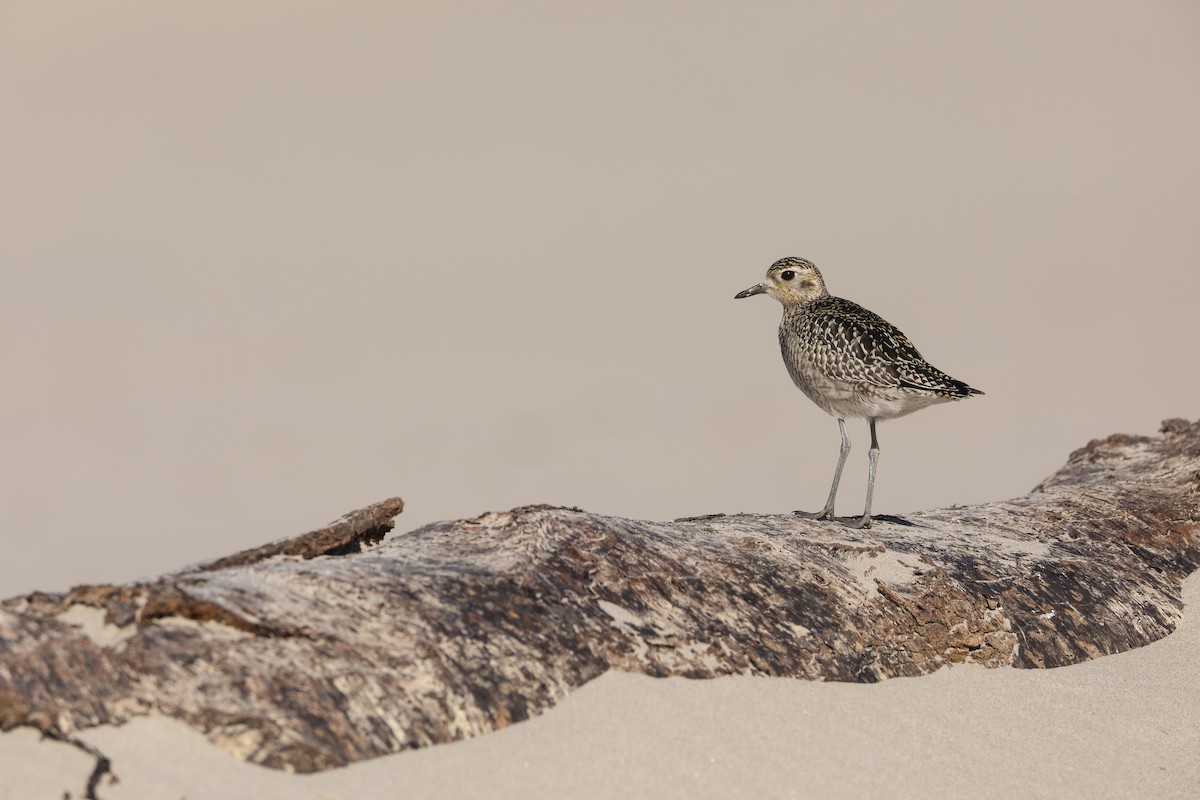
[735,283,766,299]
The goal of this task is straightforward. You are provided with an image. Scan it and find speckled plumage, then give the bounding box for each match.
[735,256,982,528]
[781,294,980,420]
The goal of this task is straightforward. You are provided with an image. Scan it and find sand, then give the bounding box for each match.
[3,1,1199,797]
[2,572,1195,800]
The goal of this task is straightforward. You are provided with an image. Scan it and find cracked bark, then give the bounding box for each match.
[1,420,1198,779]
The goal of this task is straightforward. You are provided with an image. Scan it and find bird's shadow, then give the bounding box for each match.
[870,514,919,527]
[790,512,921,528]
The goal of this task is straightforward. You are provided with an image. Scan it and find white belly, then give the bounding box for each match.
[794,366,952,420]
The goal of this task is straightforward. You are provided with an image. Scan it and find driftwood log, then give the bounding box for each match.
[2,419,1199,782]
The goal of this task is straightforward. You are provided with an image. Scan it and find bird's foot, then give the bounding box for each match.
[841,514,872,530]
[792,508,836,521]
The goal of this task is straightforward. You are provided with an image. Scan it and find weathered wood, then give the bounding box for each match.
[1,420,1198,776]
[195,497,406,571]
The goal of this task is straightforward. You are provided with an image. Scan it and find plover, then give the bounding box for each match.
[735,257,982,528]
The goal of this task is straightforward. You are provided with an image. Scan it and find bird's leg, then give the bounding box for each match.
[845,418,879,529]
[794,418,849,520]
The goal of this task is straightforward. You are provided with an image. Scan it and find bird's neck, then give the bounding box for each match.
[784,289,830,312]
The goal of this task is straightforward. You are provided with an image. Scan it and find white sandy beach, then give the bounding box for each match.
[3,1,1200,798]
[3,572,1196,800]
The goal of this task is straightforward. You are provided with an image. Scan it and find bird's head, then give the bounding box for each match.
[735,257,829,306]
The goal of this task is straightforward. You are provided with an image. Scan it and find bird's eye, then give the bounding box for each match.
[781,270,796,281]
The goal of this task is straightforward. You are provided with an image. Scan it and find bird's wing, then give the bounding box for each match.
[798,298,978,396]
[796,299,928,389]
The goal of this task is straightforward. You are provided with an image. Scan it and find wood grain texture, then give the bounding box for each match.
[1,420,1198,774]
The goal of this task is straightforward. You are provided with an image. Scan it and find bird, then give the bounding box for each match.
[735,256,982,529]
